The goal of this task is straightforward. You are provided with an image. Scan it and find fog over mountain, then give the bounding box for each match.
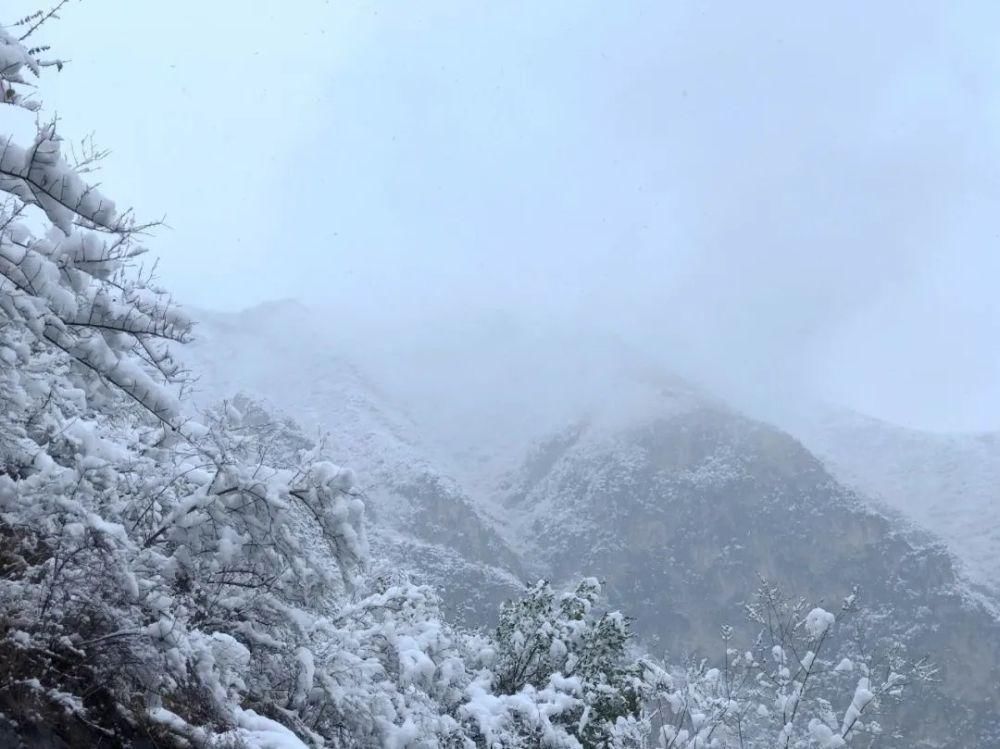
[185,299,1000,608]
[26,0,1000,432]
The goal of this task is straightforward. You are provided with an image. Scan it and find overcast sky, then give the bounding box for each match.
[14,0,1000,432]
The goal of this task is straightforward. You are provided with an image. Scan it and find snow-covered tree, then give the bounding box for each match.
[460,578,670,748]
[0,18,368,747]
[650,580,935,748]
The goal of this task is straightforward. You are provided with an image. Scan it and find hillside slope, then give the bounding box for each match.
[180,302,525,623]
[493,402,1000,746]
[786,408,1000,600]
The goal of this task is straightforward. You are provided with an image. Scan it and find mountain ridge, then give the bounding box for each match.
[179,301,1000,746]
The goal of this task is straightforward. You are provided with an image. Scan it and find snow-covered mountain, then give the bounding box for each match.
[182,301,525,623]
[785,408,1000,600]
[181,301,1000,747]
[492,403,1000,746]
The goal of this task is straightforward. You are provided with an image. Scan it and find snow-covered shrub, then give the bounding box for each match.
[462,578,669,748]
[651,579,935,748]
